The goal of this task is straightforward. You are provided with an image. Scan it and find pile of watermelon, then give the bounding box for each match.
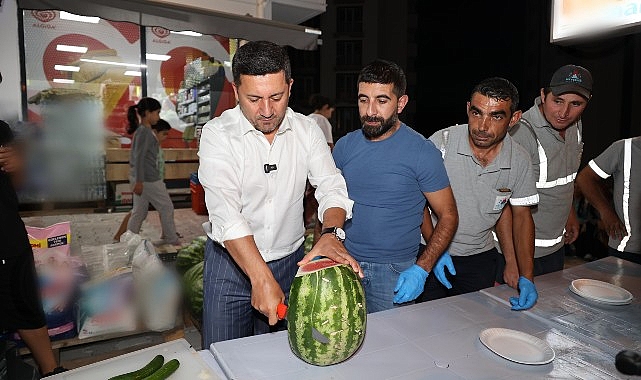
[176,236,207,322]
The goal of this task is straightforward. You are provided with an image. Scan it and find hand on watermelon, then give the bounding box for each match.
[394,264,429,303]
[298,235,363,278]
[433,251,456,289]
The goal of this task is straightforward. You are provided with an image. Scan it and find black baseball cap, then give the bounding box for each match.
[549,64,593,100]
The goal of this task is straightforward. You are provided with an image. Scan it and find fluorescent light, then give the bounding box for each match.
[146,53,171,61]
[124,71,142,76]
[304,28,322,35]
[170,30,202,37]
[53,78,75,84]
[80,58,146,68]
[54,65,80,72]
[57,44,88,53]
[60,11,99,24]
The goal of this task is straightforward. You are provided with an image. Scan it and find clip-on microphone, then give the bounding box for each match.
[264,164,277,173]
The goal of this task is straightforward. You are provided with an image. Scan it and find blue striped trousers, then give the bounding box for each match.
[202,238,304,347]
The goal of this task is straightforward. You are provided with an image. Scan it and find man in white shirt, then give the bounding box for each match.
[307,94,335,149]
[198,40,360,344]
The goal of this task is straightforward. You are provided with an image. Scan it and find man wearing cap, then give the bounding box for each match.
[508,64,593,275]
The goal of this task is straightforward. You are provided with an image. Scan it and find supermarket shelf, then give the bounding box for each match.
[177,99,195,106]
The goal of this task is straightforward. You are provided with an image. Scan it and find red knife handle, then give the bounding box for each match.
[277,303,288,320]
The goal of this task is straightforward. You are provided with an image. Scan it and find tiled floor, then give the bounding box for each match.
[22,207,210,255]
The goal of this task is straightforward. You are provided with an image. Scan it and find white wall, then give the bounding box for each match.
[0,0,22,123]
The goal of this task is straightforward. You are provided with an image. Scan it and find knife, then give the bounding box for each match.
[277,303,330,344]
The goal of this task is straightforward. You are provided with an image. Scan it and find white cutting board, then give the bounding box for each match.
[50,338,220,380]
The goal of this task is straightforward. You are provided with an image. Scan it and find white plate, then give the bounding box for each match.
[479,328,555,365]
[570,279,633,305]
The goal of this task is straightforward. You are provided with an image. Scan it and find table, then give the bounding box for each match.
[199,257,639,379]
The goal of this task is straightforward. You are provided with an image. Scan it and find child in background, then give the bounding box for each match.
[113,119,175,242]
[123,98,180,246]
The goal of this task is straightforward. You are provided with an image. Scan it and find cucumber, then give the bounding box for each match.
[142,359,180,380]
[108,355,164,380]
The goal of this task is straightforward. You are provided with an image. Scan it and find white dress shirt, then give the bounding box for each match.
[198,105,353,262]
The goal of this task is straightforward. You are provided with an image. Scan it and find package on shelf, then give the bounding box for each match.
[131,240,181,332]
[77,267,136,339]
[80,231,141,278]
[23,222,89,341]
[26,221,72,254]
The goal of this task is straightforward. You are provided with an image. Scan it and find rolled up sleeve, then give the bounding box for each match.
[306,124,353,222]
[198,123,252,246]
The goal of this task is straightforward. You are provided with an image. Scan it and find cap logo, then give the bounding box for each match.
[565,70,584,84]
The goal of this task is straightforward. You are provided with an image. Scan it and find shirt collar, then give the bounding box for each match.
[239,106,293,136]
[456,123,512,169]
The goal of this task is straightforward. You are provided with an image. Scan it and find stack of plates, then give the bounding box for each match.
[569,279,633,305]
[479,328,555,365]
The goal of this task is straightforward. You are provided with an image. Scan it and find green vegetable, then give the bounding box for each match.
[182,261,204,317]
[287,258,367,366]
[176,244,204,274]
[108,354,164,380]
[141,359,180,380]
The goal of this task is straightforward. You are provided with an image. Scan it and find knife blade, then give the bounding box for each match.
[277,303,330,344]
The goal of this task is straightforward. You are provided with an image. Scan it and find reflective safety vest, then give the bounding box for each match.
[519,118,582,248]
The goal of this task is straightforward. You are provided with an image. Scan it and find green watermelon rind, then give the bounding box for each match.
[182,261,204,316]
[287,263,367,366]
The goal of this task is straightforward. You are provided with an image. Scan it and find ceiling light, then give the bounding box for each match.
[305,28,322,35]
[54,65,80,72]
[53,78,75,84]
[57,44,88,53]
[170,30,203,37]
[80,58,146,68]
[124,71,142,76]
[146,53,171,61]
[60,11,99,24]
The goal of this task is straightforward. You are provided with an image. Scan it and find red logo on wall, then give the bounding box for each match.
[151,27,170,39]
[31,10,56,23]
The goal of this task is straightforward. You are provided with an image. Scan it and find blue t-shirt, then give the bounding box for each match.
[333,124,450,263]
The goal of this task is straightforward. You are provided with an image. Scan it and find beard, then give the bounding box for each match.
[251,113,285,135]
[361,113,398,139]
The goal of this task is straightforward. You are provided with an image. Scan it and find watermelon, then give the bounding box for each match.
[182,261,204,317]
[287,257,366,366]
[176,243,204,274]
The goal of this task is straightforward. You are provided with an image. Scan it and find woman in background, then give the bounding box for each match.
[126,98,180,246]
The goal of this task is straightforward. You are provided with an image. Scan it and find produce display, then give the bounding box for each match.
[108,355,180,380]
[287,257,367,366]
[176,236,207,321]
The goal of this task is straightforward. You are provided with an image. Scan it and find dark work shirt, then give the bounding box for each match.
[0,120,31,259]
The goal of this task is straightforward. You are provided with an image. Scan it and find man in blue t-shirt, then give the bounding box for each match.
[332,59,458,313]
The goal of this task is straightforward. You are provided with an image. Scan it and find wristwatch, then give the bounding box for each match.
[321,226,345,243]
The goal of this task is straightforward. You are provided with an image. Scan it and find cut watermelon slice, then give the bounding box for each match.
[295,257,343,277]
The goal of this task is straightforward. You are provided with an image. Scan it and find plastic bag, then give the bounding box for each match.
[131,240,181,332]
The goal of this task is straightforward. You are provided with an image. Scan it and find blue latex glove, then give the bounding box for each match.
[393,264,429,304]
[433,252,456,289]
[509,276,538,310]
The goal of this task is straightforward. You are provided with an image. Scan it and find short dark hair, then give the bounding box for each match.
[309,94,334,111]
[357,59,406,98]
[232,40,291,86]
[152,118,171,133]
[471,77,519,113]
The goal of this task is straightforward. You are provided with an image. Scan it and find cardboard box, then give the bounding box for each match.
[114,183,133,205]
